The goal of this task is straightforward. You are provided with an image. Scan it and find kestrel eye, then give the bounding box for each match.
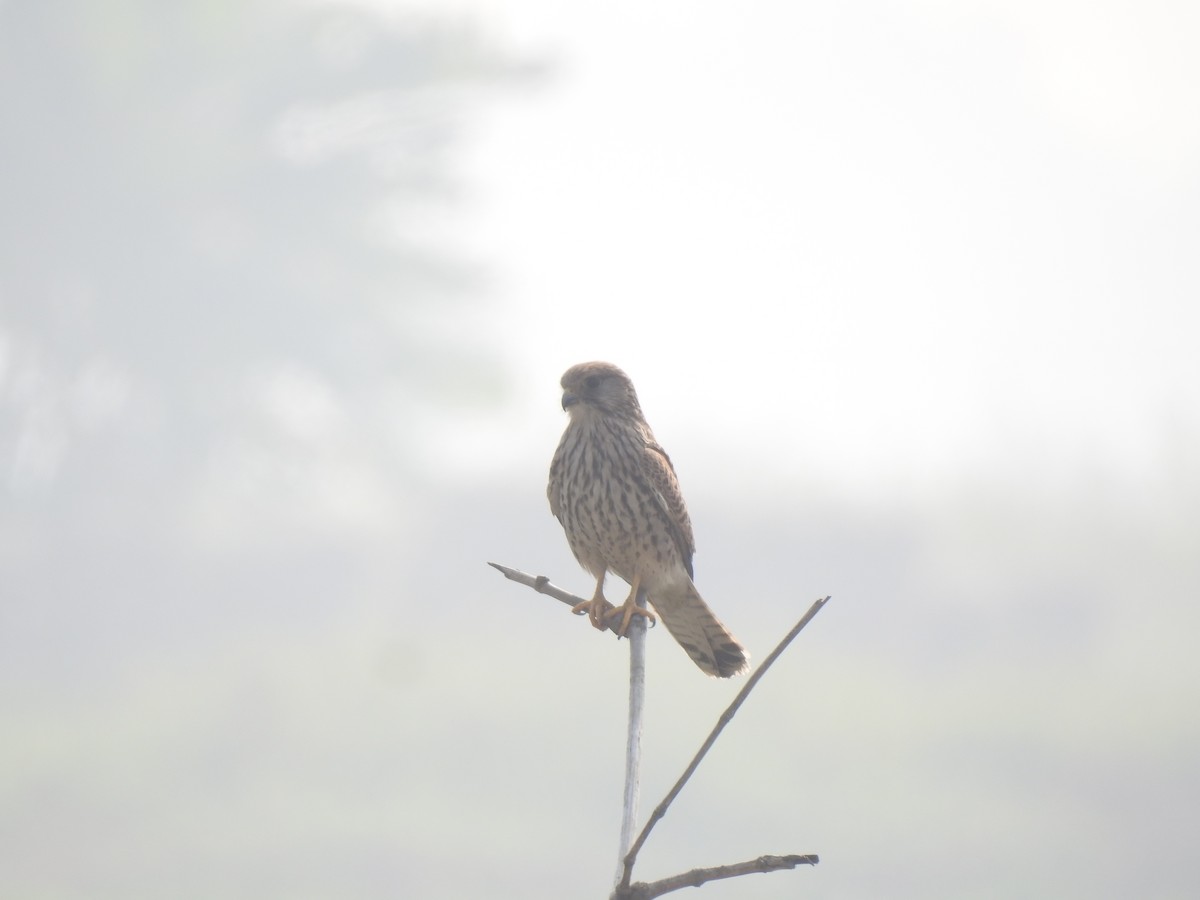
[584,374,600,390]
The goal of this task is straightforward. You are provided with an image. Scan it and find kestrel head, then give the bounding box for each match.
[559,361,644,420]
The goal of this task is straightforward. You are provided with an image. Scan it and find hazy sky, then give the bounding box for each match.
[379,0,1200,499]
[2,2,1198,899]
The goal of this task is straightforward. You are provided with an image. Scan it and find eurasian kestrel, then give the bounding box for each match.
[547,361,749,677]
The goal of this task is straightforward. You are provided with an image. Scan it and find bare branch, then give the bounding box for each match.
[488,561,627,636]
[616,596,831,893]
[490,561,827,897]
[490,562,649,886]
[621,854,820,900]
[487,561,586,607]
[615,589,648,886]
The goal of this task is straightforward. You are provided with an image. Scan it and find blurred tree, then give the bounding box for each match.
[0,0,541,536]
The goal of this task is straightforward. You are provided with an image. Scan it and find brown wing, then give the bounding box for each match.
[641,437,696,578]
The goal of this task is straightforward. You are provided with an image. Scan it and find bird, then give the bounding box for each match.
[547,361,749,677]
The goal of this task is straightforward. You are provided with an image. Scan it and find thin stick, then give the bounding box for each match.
[489,562,826,896]
[487,561,587,608]
[622,854,820,900]
[615,587,648,886]
[490,562,649,884]
[488,562,626,635]
[615,596,831,894]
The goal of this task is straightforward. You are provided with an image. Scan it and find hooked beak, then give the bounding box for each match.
[561,391,579,410]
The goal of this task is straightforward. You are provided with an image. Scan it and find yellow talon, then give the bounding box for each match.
[571,577,614,630]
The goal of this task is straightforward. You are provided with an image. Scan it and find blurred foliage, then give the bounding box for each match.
[0,0,543,508]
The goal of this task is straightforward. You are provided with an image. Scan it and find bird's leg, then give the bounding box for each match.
[605,572,657,637]
[570,573,614,630]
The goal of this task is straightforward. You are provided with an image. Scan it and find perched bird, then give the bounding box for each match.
[547,361,749,677]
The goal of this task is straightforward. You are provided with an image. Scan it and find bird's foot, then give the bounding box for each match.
[570,596,615,630]
[605,599,657,637]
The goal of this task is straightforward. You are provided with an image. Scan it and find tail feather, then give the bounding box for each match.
[651,581,749,677]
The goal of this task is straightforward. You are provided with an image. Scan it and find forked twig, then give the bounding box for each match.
[489,562,828,897]
[615,595,830,895]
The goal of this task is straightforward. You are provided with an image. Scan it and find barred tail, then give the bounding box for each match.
[651,581,749,678]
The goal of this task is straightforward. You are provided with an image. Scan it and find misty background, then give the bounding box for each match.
[2,1,1198,898]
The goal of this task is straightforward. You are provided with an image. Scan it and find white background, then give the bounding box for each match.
[2,1,1198,898]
